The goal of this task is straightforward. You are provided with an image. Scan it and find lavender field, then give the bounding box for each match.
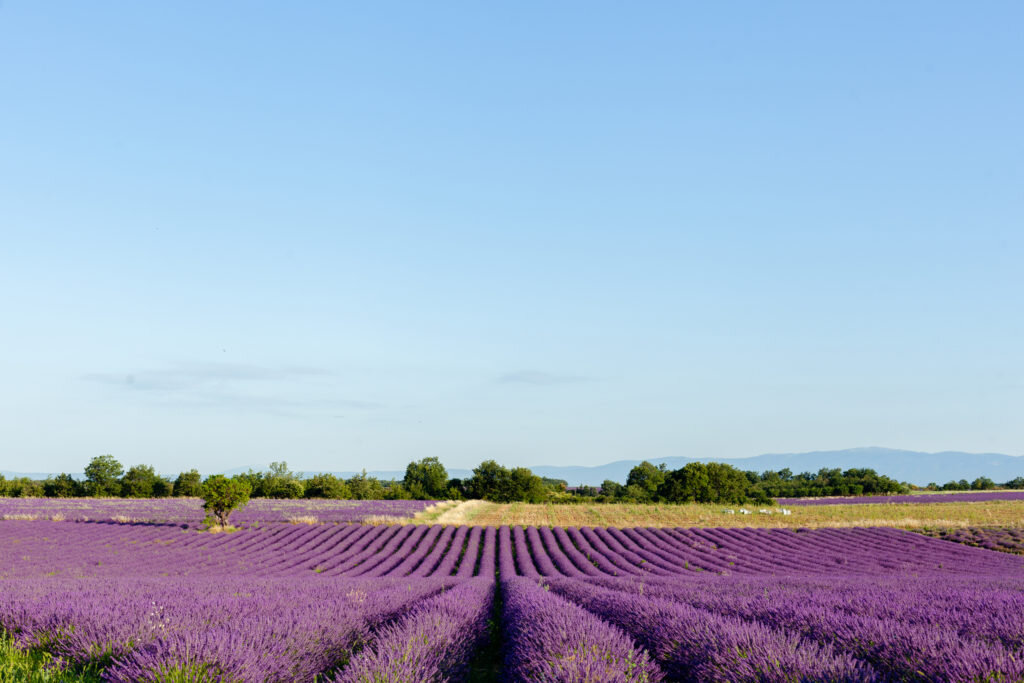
[778,490,1024,506]
[917,526,1024,556]
[0,497,435,526]
[2,519,1023,682]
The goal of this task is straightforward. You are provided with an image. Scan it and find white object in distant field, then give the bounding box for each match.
[739,508,751,515]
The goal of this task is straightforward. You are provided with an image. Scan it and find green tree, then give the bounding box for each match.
[599,479,624,499]
[152,476,174,497]
[84,454,124,497]
[659,462,711,503]
[504,467,547,503]
[232,470,265,497]
[464,461,547,503]
[705,462,752,504]
[121,464,158,498]
[465,460,506,501]
[262,461,304,498]
[347,470,384,500]
[383,482,413,500]
[173,470,203,497]
[304,473,350,499]
[625,461,667,502]
[200,475,251,527]
[403,457,449,499]
[6,477,43,497]
[43,473,83,498]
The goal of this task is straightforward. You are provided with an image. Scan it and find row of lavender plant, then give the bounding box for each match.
[915,525,1024,555]
[0,497,436,525]
[574,574,1024,681]
[501,576,663,682]
[3,521,1020,582]
[777,490,1024,505]
[333,578,493,683]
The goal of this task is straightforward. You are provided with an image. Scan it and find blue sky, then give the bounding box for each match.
[1,2,1022,475]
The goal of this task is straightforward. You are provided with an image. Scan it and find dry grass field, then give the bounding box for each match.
[412,499,1024,529]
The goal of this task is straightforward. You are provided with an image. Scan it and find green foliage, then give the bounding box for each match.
[43,474,83,498]
[151,476,174,497]
[346,470,384,500]
[261,461,305,499]
[658,462,753,504]
[4,477,44,498]
[971,476,996,491]
[1004,476,1024,489]
[540,477,568,492]
[303,473,350,499]
[658,462,711,503]
[749,466,907,498]
[120,464,158,498]
[465,460,547,503]
[599,479,624,499]
[0,631,102,682]
[200,475,251,527]
[173,470,202,497]
[382,482,413,500]
[83,455,123,497]
[625,461,667,502]
[403,457,449,499]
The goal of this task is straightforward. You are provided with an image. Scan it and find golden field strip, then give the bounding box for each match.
[411,499,1024,529]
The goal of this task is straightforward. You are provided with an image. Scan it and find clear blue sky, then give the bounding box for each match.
[2,2,1021,475]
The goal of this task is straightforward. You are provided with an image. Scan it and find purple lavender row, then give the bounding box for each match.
[547,577,875,682]
[583,575,1024,681]
[4,522,1022,582]
[777,490,1024,505]
[502,576,663,682]
[333,578,493,683]
[0,576,457,678]
[0,497,437,525]
[917,526,1024,556]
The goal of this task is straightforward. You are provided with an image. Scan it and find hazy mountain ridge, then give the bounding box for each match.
[4,448,1022,487]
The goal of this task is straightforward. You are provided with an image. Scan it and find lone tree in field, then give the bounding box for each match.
[200,475,251,528]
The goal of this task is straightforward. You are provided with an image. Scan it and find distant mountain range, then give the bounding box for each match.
[4,448,1023,487]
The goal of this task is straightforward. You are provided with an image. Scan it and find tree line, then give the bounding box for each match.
[2,454,1022,505]
[0,456,556,503]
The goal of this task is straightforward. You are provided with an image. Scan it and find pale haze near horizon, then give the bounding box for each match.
[1,2,1022,476]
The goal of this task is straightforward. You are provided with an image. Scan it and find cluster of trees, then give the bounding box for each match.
[580,461,769,505]
[0,456,204,499]
[0,456,560,504]
[572,464,911,504]
[924,476,1024,492]
[4,454,1022,504]
[743,467,908,498]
